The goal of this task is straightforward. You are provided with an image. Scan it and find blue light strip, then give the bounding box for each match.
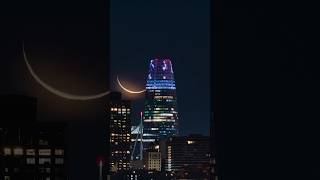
[146,87,176,90]
[146,80,175,83]
[146,80,176,90]
[146,83,175,87]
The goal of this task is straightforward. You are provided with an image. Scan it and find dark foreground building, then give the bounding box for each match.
[0,95,67,180]
[165,134,211,180]
[110,169,171,180]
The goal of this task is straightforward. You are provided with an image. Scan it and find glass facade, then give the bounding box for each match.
[143,59,179,146]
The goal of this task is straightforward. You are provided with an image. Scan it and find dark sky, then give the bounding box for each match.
[1,0,209,179]
[1,0,109,179]
[110,0,210,135]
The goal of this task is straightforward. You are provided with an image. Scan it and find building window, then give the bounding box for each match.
[55,149,64,156]
[26,158,36,164]
[13,148,23,155]
[13,168,19,173]
[39,149,51,156]
[39,139,48,145]
[39,158,51,165]
[3,148,11,155]
[26,149,36,156]
[46,168,51,173]
[55,158,64,164]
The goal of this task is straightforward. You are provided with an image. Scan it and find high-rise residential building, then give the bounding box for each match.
[0,95,67,180]
[143,59,179,147]
[165,134,211,179]
[107,92,131,173]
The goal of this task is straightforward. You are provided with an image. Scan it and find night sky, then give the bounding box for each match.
[1,0,209,179]
[110,0,210,135]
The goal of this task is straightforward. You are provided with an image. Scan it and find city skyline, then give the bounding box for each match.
[0,0,313,178]
[1,0,211,179]
[110,0,210,136]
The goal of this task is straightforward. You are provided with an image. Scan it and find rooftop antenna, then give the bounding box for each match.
[139,111,143,160]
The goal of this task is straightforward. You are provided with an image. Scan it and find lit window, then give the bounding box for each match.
[39,149,51,156]
[13,148,23,155]
[55,149,64,156]
[187,141,195,144]
[3,148,11,155]
[39,158,51,165]
[26,158,35,164]
[26,149,35,156]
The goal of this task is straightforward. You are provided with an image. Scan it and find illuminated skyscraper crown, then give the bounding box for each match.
[146,59,176,90]
[143,58,179,144]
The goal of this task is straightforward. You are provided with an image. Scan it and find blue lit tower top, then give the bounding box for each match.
[143,58,179,145]
[146,59,176,89]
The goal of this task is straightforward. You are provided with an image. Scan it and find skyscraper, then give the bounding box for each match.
[107,92,131,173]
[143,59,179,146]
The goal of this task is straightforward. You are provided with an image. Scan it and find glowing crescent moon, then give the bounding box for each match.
[22,44,110,100]
[116,76,146,94]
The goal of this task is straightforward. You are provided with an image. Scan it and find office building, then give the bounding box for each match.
[143,59,179,147]
[107,92,131,173]
[165,134,210,179]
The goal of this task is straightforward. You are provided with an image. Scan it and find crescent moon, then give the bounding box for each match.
[116,76,146,94]
[22,44,110,100]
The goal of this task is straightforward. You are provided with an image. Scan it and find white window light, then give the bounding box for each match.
[3,148,11,155]
[26,158,36,164]
[39,158,51,165]
[13,148,23,155]
[55,149,64,156]
[39,149,51,156]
